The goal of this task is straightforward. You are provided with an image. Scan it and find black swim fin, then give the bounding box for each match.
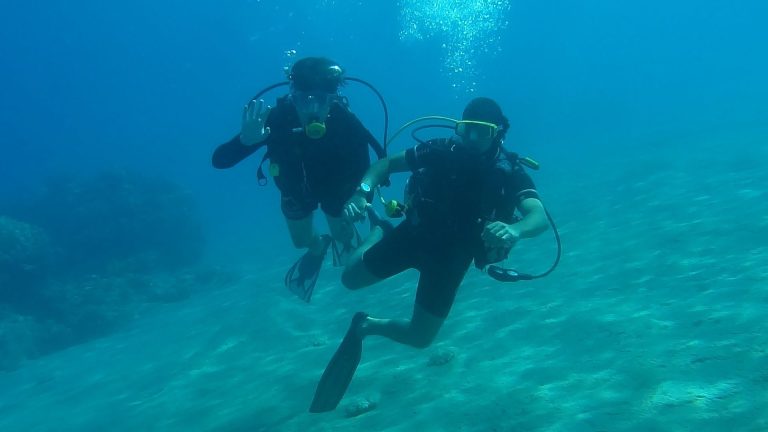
[330,223,364,268]
[309,312,368,413]
[284,235,333,302]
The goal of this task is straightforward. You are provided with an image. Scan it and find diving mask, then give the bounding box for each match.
[291,90,339,139]
[455,120,499,141]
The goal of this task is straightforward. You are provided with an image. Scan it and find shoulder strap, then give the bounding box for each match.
[363,127,387,159]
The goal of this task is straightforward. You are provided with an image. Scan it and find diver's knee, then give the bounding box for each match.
[341,268,363,290]
[341,252,370,290]
[290,230,323,250]
[409,330,438,349]
[285,215,314,248]
[410,335,435,349]
[341,270,355,289]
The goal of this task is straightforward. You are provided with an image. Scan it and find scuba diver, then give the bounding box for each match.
[211,57,387,302]
[309,97,553,412]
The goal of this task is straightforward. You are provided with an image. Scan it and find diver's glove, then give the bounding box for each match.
[240,98,272,146]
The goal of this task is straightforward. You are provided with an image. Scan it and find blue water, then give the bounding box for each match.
[1,1,767,430]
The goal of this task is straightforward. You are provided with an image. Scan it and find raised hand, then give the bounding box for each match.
[240,99,272,146]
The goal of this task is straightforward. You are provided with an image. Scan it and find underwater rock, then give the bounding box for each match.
[21,171,204,276]
[0,216,50,306]
[0,187,235,372]
[0,215,50,273]
[427,346,456,367]
[344,397,378,418]
[642,379,742,413]
[0,307,72,371]
[0,265,238,372]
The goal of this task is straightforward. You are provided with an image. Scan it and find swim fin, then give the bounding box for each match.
[309,312,368,413]
[284,235,333,302]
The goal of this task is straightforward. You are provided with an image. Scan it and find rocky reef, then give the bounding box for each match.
[0,171,231,371]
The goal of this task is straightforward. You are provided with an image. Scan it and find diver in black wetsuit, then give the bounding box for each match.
[309,97,551,412]
[212,57,385,301]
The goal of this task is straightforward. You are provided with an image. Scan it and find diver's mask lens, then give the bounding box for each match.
[291,91,336,139]
[292,91,334,122]
[455,121,498,141]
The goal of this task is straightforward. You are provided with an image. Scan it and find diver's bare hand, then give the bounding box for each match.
[343,194,369,222]
[240,99,272,146]
[482,221,520,249]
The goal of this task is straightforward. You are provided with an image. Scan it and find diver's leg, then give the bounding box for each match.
[283,197,331,301]
[341,216,412,290]
[325,213,356,264]
[357,247,472,348]
[285,214,325,253]
[340,225,386,288]
[359,302,445,349]
[320,183,369,265]
[282,193,324,252]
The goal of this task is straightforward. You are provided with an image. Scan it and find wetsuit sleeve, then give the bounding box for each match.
[404,139,447,171]
[211,134,264,169]
[506,164,540,206]
[212,101,282,169]
[404,145,422,171]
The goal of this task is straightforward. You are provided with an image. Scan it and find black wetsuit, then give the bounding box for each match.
[212,97,381,219]
[362,138,539,318]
